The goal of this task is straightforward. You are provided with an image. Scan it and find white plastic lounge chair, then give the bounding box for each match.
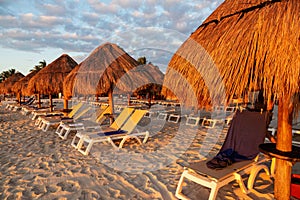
[32,101,83,121]
[175,110,274,200]
[168,114,180,123]
[55,105,111,140]
[37,104,90,132]
[185,116,200,126]
[144,111,154,118]
[157,112,168,121]
[75,109,149,155]
[225,106,236,114]
[34,102,83,124]
[71,107,135,147]
[202,117,224,129]
[268,127,300,137]
[176,155,271,200]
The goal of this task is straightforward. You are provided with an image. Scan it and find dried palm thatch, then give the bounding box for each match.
[162,0,300,199]
[163,0,300,108]
[64,42,164,113]
[64,43,139,98]
[115,63,164,94]
[11,70,39,96]
[0,72,24,94]
[27,54,77,95]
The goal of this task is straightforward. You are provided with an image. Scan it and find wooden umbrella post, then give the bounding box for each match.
[108,87,115,125]
[37,93,41,108]
[18,92,21,106]
[274,95,293,200]
[63,98,68,110]
[127,93,131,106]
[49,93,53,112]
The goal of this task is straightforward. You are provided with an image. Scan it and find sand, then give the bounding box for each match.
[0,102,298,200]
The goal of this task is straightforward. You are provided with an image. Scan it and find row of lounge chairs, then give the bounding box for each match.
[23,102,150,155]
[144,106,236,128]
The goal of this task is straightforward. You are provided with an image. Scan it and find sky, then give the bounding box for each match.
[0,0,223,75]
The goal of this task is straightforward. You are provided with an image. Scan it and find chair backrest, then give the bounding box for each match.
[87,104,108,122]
[121,109,147,134]
[95,106,111,123]
[68,102,83,118]
[73,105,92,120]
[219,110,269,161]
[110,107,135,130]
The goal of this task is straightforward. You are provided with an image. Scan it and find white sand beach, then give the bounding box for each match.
[1,102,299,200]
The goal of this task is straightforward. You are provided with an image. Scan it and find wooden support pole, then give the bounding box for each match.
[37,93,41,108]
[49,93,53,112]
[274,95,293,200]
[108,88,114,125]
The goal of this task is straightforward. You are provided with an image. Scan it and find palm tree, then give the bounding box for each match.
[30,60,46,72]
[0,69,16,82]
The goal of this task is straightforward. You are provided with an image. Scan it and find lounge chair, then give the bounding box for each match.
[185,115,201,126]
[34,102,83,123]
[71,107,135,147]
[75,109,149,155]
[157,112,168,121]
[175,110,274,200]
[37,103,89,132]
[201,117,224,128]
[168,114,181,123]
[55,105,111,140]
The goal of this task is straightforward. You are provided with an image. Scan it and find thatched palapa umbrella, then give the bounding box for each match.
[27,54,77,111]
[124,63,164,105]
[12,70,39,104]
[64,42,164,115]
[0,72,24,100]
[162,0,300,199]
[64,43,139,115]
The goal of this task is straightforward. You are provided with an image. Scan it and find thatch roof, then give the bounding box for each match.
[115,63,165,93]
[162,0,300,108]
[0,72,25,94]
[64,42,164,98]
[27,54,77,95]
[11,70,39,96]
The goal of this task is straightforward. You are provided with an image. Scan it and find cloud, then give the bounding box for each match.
[86,0,119,14]
[41,3,67,16]
[0,0,224,72]
[0,15,18,28]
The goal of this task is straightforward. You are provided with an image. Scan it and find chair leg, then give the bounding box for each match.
[208,184,219,200]
[55,124,63,135]
[62,129,71,140]
[71,134,81,148]
[142,131,150,143]
[107,137,120,149]
[38,120,44,129]
[234,172,249,194]
[35,118,41,126]
[42,122,50,132]
[247,164,270,190]
[175,170,191,200]
[270,158,276,177]
[82,141,94,155]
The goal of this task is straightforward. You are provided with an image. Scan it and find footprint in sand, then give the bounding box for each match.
[46,185,59,193]
[79,189,100,199]
[70,167,81,173]
[39,162,50,170]
[22,189,36,199]
[38,172,51,178]
[32,184,47,195]
[57,180,80,192]
[53,171,62,177]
